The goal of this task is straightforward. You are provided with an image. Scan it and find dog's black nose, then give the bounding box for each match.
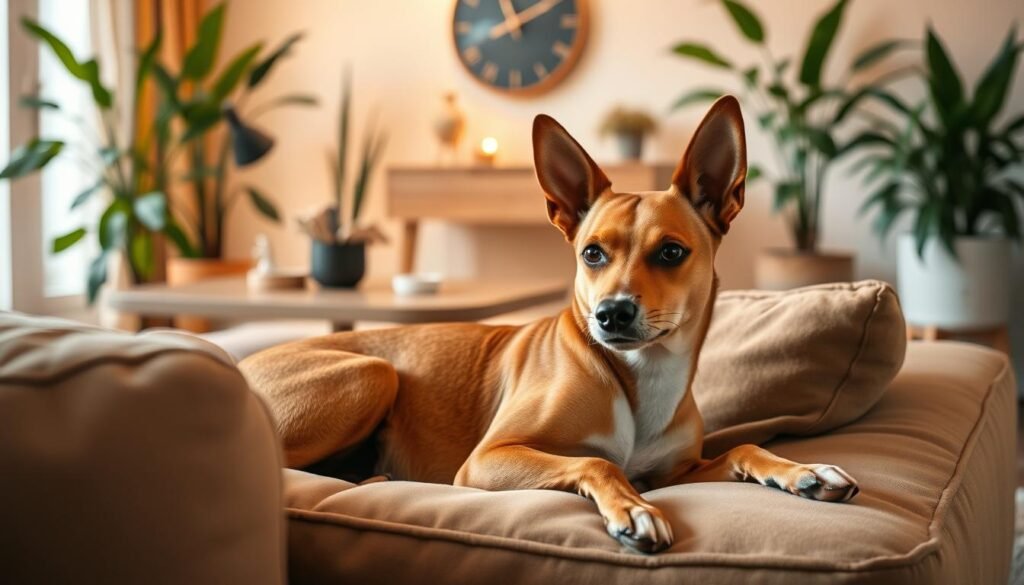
[595,299,638,333]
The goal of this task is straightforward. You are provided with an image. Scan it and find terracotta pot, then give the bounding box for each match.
[167,257,253,332]
[754,249,854,291]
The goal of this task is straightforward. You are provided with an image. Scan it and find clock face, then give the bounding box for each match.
[453,0,588,96]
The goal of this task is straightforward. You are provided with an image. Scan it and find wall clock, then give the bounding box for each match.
[452,0,589,96]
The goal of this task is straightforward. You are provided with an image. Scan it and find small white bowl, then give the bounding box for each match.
[392,273,443,296]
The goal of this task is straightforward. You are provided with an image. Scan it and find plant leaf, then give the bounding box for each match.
[248,32,304,87]
[799,0,848,87]
[135,30,162,99]
[746,164,763,182]
[98,200,129,250]
[256,93,319,112]
[852,39,914,71]
[742,65,759,87]
[52,228,86,253]
[774,181,803,211]
[971,25,1019,129]
[722,0,764,44]
[134,191,167,230]
[669,88,726,111]
[129,231,155,280]
[805,127,838,157]
[246,187,281,222]
[86,253,107,304]
[70,179,105,210]
[21,18,86,77]
[181,3,225,80]
[0,139,64,179]
[212,42,263,101]
[925,26,964,122]
[19,95,60,110]
[671,42,733,69]
[164,218,199,258]
[336,67,352,212]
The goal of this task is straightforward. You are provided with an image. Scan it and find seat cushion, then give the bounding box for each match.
[693,280,907,456]
[283,341,1014,585]
[0,312,286,585]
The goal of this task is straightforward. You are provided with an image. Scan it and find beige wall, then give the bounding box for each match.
[216,0,1024,377]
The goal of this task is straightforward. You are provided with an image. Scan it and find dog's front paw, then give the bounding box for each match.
[769,464,859,503]
[603,502,674,554]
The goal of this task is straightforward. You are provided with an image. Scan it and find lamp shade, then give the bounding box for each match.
[224,106,274,166]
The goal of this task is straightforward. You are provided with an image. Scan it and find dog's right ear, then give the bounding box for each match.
[533,114,611,241]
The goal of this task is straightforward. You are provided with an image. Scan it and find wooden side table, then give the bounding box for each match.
[386,163,676,273]
[906,324,1011,354]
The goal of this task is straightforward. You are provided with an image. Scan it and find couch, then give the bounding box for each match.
[0,283,1016,584]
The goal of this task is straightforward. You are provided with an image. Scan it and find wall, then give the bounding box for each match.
[215,0,1024,384]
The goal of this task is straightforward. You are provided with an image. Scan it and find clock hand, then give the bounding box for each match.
[498,0,522,40]
[489,0,563,40]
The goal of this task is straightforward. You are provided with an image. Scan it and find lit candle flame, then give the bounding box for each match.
[480,137,499,155]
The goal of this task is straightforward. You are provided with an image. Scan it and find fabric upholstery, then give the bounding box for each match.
[283,341,1014,585]
[693,280,907,456]
[0,312,286,585]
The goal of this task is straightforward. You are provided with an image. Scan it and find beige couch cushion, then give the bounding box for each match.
[0,312,286,585]
[284,341,1014,584]
[693,280,906,456]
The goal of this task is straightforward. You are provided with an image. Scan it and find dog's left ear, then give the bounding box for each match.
[673,95,747,236]
[533,114,611,241]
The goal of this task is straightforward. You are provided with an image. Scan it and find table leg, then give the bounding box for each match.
[400,220,419,274]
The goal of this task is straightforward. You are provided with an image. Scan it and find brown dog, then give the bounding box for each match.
[240,96,858,554]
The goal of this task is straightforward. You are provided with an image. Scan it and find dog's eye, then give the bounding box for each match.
[581,245,607,266]
[657,243,689,266]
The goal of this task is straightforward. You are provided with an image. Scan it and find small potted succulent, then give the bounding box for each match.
[300,69,387,288]
[847,26,1023,330]
[599,106,658,161]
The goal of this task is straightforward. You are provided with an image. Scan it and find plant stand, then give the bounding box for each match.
[906,324,1011,355]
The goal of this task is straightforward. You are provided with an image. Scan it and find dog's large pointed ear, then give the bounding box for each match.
[533,114,611,240]
[672,95,747,236]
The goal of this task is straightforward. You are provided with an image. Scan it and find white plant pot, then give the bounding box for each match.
[897,234,1011,330]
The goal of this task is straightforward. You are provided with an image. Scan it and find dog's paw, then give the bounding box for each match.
[767,464,859,503]
[603,502,674,554]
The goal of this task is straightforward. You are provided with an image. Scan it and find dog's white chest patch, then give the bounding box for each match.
[584,345,694,479]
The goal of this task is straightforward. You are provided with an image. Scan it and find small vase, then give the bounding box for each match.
[615,131,645,161]
[754,249,855,290]
[311,241,366,288]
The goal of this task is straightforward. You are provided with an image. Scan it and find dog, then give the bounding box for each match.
[239,96,858,554]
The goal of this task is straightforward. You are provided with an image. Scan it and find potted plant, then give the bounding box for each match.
[300,69,387,288]
[669,0,908,289]
[0,18,178,303]
[153,2,317,287]
[599,106,658,160]
[848,26,1023,330]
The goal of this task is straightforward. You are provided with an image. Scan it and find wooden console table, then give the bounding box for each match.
[386,163,675,272]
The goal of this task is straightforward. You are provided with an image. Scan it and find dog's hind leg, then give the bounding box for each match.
[239,341,399,469]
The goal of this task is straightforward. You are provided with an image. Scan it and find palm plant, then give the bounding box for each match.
[670,0,908,251]
[153,2,317,259]
[0,18,176,302]
[847,26,1024,256]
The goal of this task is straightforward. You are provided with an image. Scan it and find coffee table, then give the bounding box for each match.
[106,277,569,331]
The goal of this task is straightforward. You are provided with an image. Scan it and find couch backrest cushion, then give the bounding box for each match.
[692,280,906,457]
[0,312,285,585]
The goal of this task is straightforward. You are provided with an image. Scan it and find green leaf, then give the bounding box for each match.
[852,39,914,71]
[742,65,759,87]
[135,30,162,99]
[181,3,225,80]
[150,62,180,109]
[671,42,733,69]
[52,228,86,253]
[722,0,764,43]
[746,164,763,182]
[805,127,838,157]
[246,187,281,222]
[164,218,199,258]
[774,181,803,211]
[86,253,107,305]
[925,26,964,121]
[335,67,352,211]
[80,59,112,109]
[70,179,104,210]
[669,88,726,111]
[758,111,776,129]
[837,131,895,157]
[248,32,304,87]
[256,93,319,112]
[798,0,848,87]
[0,139,64,179]
[912,203,937,258]
[181,104,222,142]
[767,83,789,101]
[352,127,387,223]
[971,26,1019,129]
[98,200,129,250]
[21,18,87,77]
[133,191,167,230]
[212,42,263,101]
[129,231,155,280]
[19,95,59,110]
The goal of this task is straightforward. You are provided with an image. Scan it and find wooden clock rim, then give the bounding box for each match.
[450,0,589,98]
